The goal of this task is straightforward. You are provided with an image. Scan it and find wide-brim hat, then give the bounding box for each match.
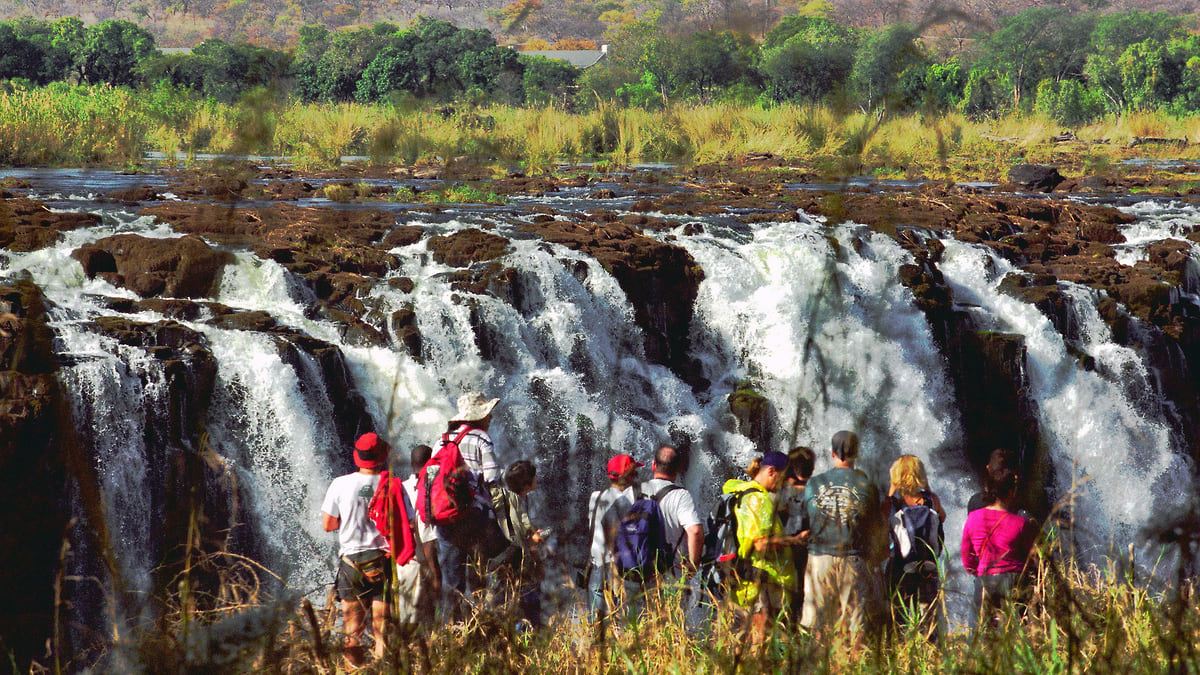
[449,391,499,424]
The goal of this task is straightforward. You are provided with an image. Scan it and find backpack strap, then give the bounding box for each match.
[651,483,687,559]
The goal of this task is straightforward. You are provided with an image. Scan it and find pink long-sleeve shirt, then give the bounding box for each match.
[961,508,1037,576]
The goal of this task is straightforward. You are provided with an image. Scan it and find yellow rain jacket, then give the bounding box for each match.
[723,478,796,608]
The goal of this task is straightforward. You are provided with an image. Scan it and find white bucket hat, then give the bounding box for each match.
[450,391,499,424]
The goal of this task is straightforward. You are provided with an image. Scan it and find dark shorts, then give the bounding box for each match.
[336,549,392,603]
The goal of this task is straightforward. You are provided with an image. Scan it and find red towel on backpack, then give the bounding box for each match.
[368,471,416,566]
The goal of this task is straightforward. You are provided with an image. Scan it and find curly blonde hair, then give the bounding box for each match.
[888,454,929,498]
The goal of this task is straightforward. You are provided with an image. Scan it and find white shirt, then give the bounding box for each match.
[641,478,701,555]
[588,486,634,566]
[401,474,438,545]
[321,472,387,557]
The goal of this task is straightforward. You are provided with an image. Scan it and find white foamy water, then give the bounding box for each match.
[3,182,1200,643]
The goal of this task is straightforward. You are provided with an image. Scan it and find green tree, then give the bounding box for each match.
[0,24,49,83]
[757,16,857,104]
[975,8,1096,108]
[519,54,579,106]
[78,19,157,87]
[850,24,924,111]
[293,23,395,102]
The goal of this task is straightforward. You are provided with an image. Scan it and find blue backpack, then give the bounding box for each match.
[614,483,683,581]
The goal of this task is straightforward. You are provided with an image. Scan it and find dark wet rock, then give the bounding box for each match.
[1007,164,1065,193]
[110,186,162,202]
[391,304,422,359]
[0,282,63,669]
[727,384,773,453]
[428,228,511,266]
[73,234,235,299]
[314,304,389,348]
[243,180,316,201]
[166,173,249,201]
[388,277,416,293]
[141,202,400,298]
[382,225,425,248]
[945,327,1045,515]
[206,309,277,331]
[0,196,101,252]
[589,189,617,199]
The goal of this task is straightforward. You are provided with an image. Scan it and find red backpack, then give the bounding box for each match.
[367,471,416,566]
[416,428,475,526]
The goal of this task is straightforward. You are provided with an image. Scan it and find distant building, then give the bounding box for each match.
[516,45,607,69]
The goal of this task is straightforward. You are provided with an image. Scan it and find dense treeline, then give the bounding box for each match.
[1,9,1199,124]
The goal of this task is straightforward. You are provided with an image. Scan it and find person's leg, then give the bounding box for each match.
[437,525,469,622]
[801,553,832,631]
[588,563,607,622]
[370,598,390,660]
[342,599,368,666]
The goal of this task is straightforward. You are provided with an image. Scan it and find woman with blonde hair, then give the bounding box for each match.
[885,455,945,637]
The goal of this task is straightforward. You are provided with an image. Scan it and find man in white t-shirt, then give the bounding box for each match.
[586,454,640,621]
[398,444,441,628]
[320,432,392,668]
[623,445,703,619]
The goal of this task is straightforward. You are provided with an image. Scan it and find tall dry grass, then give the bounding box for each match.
[2,83,1199,178]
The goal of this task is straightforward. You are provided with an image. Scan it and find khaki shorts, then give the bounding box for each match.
[800,553,883,636]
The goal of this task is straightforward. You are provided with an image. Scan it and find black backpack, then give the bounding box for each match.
[698,487,756,598]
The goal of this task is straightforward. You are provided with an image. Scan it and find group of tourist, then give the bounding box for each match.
[320,391,1040,667]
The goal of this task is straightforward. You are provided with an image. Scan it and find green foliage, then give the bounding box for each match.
[0,25,49,83]
[519,55,579,106]
[850,24,924,112]
[960,67,999,119]
[922,59,965,112]
[758,18,857,105]
[78,20,157,87]
[1034,78,1106,126]
[976,8,1097,108]
[616,70,663,110]
[143,39,291,103]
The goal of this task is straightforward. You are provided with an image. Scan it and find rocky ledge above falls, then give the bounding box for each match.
[792,182,1196,340]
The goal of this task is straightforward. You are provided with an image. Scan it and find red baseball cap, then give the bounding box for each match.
[607,454,643,479]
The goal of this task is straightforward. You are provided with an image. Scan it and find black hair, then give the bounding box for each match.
[410,444,433,474]
[505,459,537,493]
[983,466,1019,505]
[788,446,816,480]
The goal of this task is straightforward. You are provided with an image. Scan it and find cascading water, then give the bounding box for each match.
[938,217,1196,573]
[4,173,1200,652]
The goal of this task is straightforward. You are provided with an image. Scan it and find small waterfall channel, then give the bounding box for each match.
[2,169,1199,657]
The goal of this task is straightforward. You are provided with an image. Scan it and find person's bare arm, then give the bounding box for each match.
[322,513,339,532]
[685,524,703,571]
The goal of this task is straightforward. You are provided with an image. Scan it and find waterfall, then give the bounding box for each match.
[938,236,1194,569]
[3,182,1200,648]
